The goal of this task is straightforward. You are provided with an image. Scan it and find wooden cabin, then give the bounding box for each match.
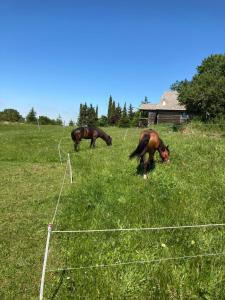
[139,91,188,126]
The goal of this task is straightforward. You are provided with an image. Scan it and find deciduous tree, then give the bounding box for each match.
[171,54,225,120]
[0,109,24,122]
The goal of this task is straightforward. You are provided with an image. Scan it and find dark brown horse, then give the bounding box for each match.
[129,129,170,179]
[71,126,112,151]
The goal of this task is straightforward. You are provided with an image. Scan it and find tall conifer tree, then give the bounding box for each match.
[107,95,113,122]
[26,107,37,123]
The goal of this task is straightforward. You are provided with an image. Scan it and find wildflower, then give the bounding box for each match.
[161,243,166,248]
[191,240,195,245]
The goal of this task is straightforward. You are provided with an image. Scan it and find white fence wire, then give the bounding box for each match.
[47,252,225,273]
[52,223,225,234]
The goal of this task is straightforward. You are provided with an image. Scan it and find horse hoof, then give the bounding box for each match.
[143,174,147,180]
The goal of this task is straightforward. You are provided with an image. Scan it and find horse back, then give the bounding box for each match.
[71,127,99,141]
[140,129,160,152]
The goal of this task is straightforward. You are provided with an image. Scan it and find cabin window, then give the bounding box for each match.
[141,110,148,118]
[181,112,189,120]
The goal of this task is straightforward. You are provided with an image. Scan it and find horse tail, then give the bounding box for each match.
[129,136,150,159]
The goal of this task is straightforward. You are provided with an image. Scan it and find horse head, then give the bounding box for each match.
[159,145,170,162]
[106,135,112,146]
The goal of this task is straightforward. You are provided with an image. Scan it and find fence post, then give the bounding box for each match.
[58,140,62,165]
[39,224,52,300]
[37,117,40,130]
[67,153,73,183]
[123,128,128,141]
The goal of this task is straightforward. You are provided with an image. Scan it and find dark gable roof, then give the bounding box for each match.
[140,91,186,111]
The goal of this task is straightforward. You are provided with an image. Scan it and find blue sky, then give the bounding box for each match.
[0,0,225,123]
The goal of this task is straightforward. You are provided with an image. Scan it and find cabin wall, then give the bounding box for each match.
[157,111,182,124]
[145,110,187,125]
[148,112,157,124]
[140,110,188,126]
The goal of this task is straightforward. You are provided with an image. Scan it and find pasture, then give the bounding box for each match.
[1,123,225,299]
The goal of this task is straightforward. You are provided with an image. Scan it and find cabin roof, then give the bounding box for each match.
[140,91,186,111]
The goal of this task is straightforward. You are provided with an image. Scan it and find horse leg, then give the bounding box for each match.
[143,151,155,179]
[140,156,144,172]
[90,139,93,148]
[74,140,80,152]
[143,160,148,179]
[143,154,149,180]
[92,137,97,148]
[149,153,154,168]
[74,142,77,151]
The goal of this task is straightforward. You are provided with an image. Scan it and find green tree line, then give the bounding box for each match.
[77,95,140,127]
[0,107,63,125]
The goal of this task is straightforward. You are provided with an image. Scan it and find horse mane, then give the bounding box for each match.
[85,126,110,141]
[158,138,170,155]
[158,138,166,151]
[95,127,109,139]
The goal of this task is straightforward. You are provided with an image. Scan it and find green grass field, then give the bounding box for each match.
[1,123,225,299]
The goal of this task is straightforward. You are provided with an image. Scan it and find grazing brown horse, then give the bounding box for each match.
[129,129,170,179]
[71,126,112,151]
